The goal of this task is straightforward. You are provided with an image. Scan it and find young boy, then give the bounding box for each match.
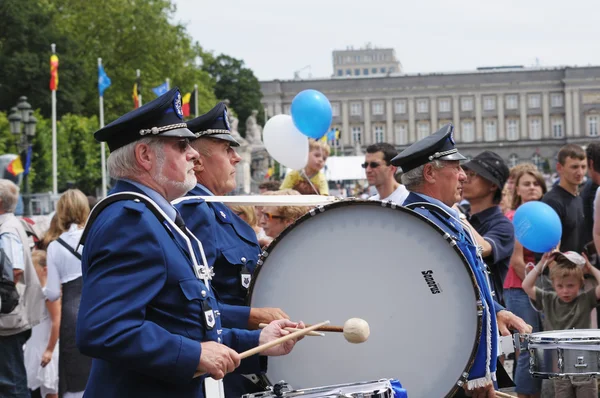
[522,251,600,398]
[280,139,329,195]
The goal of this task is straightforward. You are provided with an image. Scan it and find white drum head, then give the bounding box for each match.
[249,200,481,397]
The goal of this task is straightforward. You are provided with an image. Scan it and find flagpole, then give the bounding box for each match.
[98,58,107,198]
[166,78,170,90]
[51,43,58,195]
[194,84,199,117]
[137,69,142,107]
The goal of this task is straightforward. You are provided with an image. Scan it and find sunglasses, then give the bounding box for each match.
[261,212,284,221]
[361,162,383,169]
[164,138,191,153]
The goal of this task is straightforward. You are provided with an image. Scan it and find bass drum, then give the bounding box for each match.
[248,200,482,398]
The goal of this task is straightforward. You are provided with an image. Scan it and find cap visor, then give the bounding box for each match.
[462,161,501,187]
[159,127,197,139]
[439,151,467,162]
[200,133,240,147]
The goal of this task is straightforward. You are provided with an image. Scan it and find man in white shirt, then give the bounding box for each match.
[363,143,409,204]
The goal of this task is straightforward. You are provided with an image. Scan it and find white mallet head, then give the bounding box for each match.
[343,318,370,344]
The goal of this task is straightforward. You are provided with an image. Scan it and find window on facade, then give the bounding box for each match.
[483,96,496,111]
[461,97,474,111]
[589,115,599,137]
[352,126,363,144]
[508,154,519,168]
[461,120,475,142]
[355,55,361,62]
[438,98,451,113]
[337,69,343,77]
[484,119,497,141]
[417,122,430,140]
[506,119,519,140]
[283,104,291,115]
[551,93,564,107]
[354,69,360,76]
[374,125,385,143]
[330,125,341,147]
[331,103,340,117]
[416,99,429,113]
[506,95,518,110]
[551,118,564,138]
[363,68,369,75]
[528,94,541,109]
[439,120,452,129]
[531,153,542,169]
[380,67,386,73]
[346,69,352,76]
[394,123,408,145]
[372,101,384,115]
[394,100,407,114]
[371,68,377,74]
[529,118,542,139]
[350,102,362,116]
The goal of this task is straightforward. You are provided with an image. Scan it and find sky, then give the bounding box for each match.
[173,0,600,81]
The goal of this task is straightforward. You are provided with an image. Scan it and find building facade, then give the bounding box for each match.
[332,45,402,77]
[260,66,600,170]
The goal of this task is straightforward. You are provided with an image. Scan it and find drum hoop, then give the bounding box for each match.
[247,199,483,397]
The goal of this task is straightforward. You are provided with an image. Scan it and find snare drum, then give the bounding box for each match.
[242,379,394,398]
[248,200,483,397]
[527,329,600,378]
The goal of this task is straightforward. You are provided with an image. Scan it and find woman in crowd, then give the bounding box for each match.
[259,189,310,243]
[44,189,91,398]
[228,204,270,246]
[24,250,60,398]
[503,166,547,398]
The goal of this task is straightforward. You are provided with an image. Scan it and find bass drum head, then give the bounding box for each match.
[249,200,481,398]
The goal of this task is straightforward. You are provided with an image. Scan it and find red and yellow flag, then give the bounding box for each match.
[7,157,24,176]
[181,92,191,117]
[49,54,59,91]
[133,83,139,109]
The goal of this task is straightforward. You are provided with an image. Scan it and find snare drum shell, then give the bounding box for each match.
[241,379,393,398]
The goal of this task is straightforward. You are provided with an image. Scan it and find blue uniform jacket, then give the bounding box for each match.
[76,180,262,398]
[175,184,265,397]
[403,192,501,387]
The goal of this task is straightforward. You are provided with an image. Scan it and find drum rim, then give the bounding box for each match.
[247,198,483,397]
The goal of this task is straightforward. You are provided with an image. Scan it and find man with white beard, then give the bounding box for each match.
[76,88,304,398]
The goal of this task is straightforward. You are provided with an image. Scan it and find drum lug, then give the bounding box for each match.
[476,300,483,316]
[557,348,564,372]
[456,371,469,387]
[309,205,325,216]
[574,356,588,369]
[515,333,530,353]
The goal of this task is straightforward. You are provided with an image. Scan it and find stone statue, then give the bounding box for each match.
[245,110,263,146]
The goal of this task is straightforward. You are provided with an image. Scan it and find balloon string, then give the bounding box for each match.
[300,169,320,195]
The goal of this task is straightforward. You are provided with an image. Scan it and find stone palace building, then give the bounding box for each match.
[260,48,600,170]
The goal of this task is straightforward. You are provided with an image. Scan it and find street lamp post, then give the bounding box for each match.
[8,96,37,216]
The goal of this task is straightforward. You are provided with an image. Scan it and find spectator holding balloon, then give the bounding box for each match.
[263,90,333,196]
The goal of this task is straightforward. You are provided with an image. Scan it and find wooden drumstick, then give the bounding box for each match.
[258,323,325,337]
[193,321,330,378]
[495,391,513,398]
[306,324,343,333]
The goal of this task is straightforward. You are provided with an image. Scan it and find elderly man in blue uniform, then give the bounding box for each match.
[76,88,304,398]
[174,102,289,396]
[392,124,531,398]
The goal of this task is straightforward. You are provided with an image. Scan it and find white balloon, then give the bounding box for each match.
[263,114,308,170]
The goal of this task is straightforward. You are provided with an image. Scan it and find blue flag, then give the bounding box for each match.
[24,145,33,175]
[98,65,112,96]
[152,82,169,96]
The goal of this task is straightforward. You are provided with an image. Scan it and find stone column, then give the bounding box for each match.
[408,97,416,143]
[573,90,581,136]
[386,98,394,143]
[520,93,528,140]
[342,100,350,147]
[542,92,550,139]
[452,95,460,142]
[430,96,438,134]
[475,93,483,141]
[565,88,573,137]
[363,99,371,145]
[498,94,505,141]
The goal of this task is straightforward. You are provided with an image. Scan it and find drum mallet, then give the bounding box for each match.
[193,320,330,378]
[305,317,371,344]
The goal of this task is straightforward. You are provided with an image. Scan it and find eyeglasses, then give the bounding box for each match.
[261,212,284,221]
[164,138,191,153]
[361,162,383,169]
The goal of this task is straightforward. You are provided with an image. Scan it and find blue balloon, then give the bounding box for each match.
[513,201,562,253]
[290,89,332,139]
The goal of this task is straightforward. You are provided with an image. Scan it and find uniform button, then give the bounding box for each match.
[201,290,207,297]
[218,337,222,343]
[241,257,247,263]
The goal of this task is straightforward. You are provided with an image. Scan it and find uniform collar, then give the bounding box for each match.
[413,192,460,219]
[121,179,177,222]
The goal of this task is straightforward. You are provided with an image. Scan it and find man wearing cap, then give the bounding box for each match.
[76,89,303,398]
[173,102,290,396]
[460,151,514,305]
[393,124,530,398]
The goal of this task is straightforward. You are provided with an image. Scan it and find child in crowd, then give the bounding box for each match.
[280,139,329,195]
[522,251,600,398]
[24,250,60,398]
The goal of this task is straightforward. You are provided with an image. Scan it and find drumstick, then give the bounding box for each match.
[193,321,330,379]
[258,323,325,336]
[306,324,343,333]
[495,391,513,398]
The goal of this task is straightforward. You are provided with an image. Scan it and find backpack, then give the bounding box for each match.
[0,248,20,314]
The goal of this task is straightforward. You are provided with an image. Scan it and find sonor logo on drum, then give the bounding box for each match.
[421,270,442,294]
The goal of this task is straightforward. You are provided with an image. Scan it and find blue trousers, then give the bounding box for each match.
[0,329,32,398]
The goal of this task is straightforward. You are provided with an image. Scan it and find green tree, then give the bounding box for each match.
[202,54,264,136]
